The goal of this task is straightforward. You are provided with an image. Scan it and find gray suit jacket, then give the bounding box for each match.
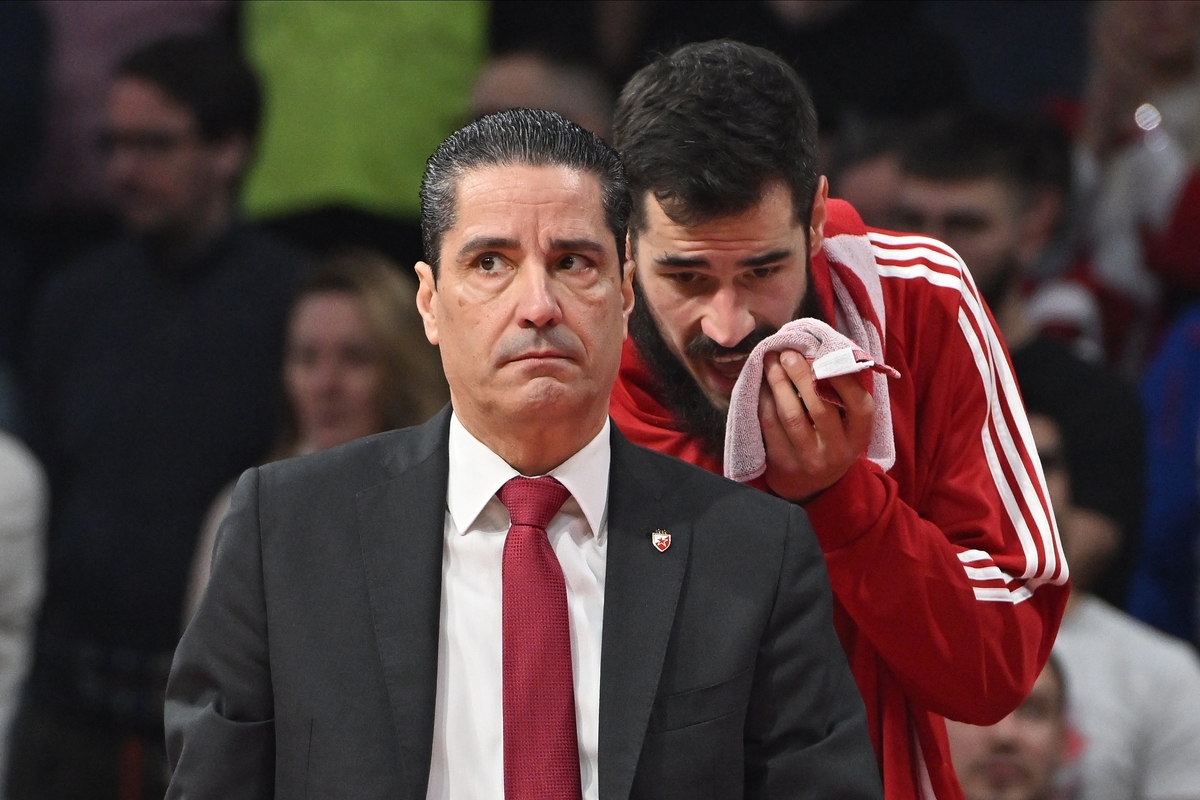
[165,408,882,799]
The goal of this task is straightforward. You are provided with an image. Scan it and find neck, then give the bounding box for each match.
[456,406,608,476]
[143,197,234,265]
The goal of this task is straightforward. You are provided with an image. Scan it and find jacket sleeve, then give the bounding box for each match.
[165,468,275,799]
[804,236,1070,725]
[744,505,883,800]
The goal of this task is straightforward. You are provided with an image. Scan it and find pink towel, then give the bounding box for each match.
[723,318,900,483]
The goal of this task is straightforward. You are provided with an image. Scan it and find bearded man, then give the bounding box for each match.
[609,40,1069,800]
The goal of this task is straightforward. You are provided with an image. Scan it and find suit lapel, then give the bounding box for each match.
[599,430,691,800]
[356,409,451,799]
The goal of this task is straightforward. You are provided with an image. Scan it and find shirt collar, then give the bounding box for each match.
[446,412,610,537]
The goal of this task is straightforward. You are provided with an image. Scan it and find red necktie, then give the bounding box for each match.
[497,476,583,800]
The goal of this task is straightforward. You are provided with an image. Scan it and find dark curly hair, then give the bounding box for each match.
[614,40,820,235]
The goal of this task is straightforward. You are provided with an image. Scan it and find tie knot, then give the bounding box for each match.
[498,476,571,530]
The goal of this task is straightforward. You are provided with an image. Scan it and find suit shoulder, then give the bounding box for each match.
[259,409,450,496]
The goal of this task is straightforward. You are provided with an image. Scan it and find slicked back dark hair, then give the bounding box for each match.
[420,108,630,275]
[118,34,262,144]
[614,40,819,235]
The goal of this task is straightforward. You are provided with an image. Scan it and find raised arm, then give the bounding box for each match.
[804,232,1069,724]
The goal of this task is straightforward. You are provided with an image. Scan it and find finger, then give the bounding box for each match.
[778,350,839,436]
[757,382,801,470]
[825,374,876,450]
[764,353,819,450]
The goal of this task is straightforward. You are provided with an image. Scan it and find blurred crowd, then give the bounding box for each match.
[0,1,1199,799]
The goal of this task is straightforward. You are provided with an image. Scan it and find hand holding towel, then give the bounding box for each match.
[723,318,899,483]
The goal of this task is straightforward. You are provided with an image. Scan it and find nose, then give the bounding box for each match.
[515,265,563,330]
[309,358,344,397]
[699,285,756,348]
[106,149,137,186]
[984,713,1022,746]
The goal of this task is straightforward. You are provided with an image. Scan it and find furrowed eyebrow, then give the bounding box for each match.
[654,249,793,269]
[548,238,606,255]
[655,254,709,268]
[456,236,519,261]
[739,249,792,267]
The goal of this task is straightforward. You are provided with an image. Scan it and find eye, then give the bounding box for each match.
[559,254,585,270]
[668,272,698,284]
[478,254,501,272]
[750,266,778,279]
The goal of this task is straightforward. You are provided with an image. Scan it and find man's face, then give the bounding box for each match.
[103,77,243,238]
[415,163,633,434]
[893,176,1024,305]
[631,181,819,410]
[947,666,1067,800]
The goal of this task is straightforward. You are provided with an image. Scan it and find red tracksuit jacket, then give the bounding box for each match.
[610,200,1070,800]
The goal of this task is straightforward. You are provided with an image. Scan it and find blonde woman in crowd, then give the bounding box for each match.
[184,250,448,621]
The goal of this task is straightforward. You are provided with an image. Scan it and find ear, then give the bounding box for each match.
[1018,187,1064,266]
[212,134,251,187]
[620,257,635,337]
[809,176,830,257]
[414,261,440,345]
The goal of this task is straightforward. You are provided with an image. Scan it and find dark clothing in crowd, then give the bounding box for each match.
[7,223,302,799]
[0,0,47,211]
[1012,335,1146,605]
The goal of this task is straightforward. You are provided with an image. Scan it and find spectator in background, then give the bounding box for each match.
[21,0,233,272]
[1033,411,1200,800]
[1075,0,1200,372]
[826,122,906,228]
[894,111,1145,607]
[945,658,1071,800]
[184,250,449,622]
[472,52,614,140]
[0,1,47,436]
[1128,303,1200,646]
[8,35,306,800]
[0,432,46,794]
[240,0,486,270]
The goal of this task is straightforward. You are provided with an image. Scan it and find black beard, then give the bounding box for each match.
[629,274,823,458]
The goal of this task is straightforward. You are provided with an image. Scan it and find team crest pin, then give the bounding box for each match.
[651,529,671,552]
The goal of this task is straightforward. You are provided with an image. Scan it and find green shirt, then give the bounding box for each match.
[241,0,486,219]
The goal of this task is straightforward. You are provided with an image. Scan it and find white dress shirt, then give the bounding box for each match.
[426,413,609,800]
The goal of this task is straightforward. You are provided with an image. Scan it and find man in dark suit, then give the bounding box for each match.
[165,109,881,800]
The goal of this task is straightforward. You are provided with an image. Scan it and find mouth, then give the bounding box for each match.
[693,353,749,399]
[504,350,579,372]
[980,760,1027,787]
[510,350,573,362]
